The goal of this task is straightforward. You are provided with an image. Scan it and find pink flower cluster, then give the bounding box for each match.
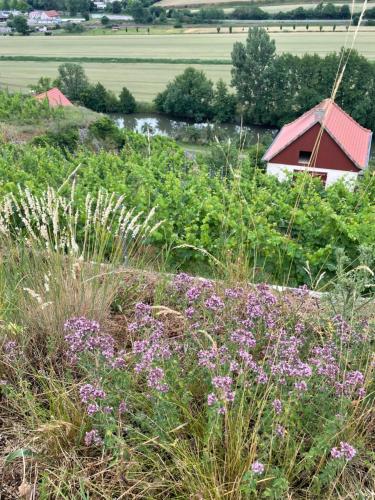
[84,429,103,447]
[3,340,19,360]
[251,461,265,475]
[330,442,357,461]
[64,317,125,367]
[79,383,106,416]
[130,303,171,392]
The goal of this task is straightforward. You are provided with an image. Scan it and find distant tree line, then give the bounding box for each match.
[168,3,375,24]
[0,0,29,12]
[154,27,375,132]
[0,0,92,17]
[231,27,375,130]
[91,0,375,25]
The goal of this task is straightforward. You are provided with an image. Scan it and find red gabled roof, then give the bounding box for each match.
[45,10,59,17]
[34,87,73,107]
[263,99,372,170]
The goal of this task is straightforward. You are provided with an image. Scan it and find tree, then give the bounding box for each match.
[29,76,53,93]
[127,0,150,23]
[118,87,136,113]
[212,79,236,123]
[101,15,110,25]
[55,63,89,102]
[154,67,214,122]
[322,2,336,18]
[64,0,91,16]
[111,0,122,13]
[10,15,28,35]
[339,4,351,19]
[232,6,269,20]
[231,27,276,124]
[83,83,107,112]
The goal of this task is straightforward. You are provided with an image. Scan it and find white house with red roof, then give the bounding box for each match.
[263,99,372,187]
[28,10,61,24]
[34,88,73,107]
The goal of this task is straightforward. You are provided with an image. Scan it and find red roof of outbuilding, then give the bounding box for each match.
[263,99,372,170]
[34,87,73,107]
[45,10,59,16]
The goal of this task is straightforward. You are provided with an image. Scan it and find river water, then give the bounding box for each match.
[113,113,278,146]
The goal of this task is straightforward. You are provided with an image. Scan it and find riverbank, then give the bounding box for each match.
[114,112,277,148]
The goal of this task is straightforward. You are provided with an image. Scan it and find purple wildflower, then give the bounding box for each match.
[207,393,218,406]
[230,329,256,348]
[225,287,244,299]
[86,403,99,416]
[185,306,195,318]
[294,380,308,392]
[3,340,20,361]
[212,376,232,391]
[251,461,265,475]
[331,442,356,461]
[172,273,193,292]
[147,367,168,392]
[79,384,106,403]
[335,370,365,397]
[186,287,201,302]
[198,348,218,370]
[134,303,152,318]
[272,399,282,415]
[204,294,225,311]
[293,284,310,298]
[275,424,286,438]
[84,429,103,447]
[64,317,115,363]
[118,401,128,414]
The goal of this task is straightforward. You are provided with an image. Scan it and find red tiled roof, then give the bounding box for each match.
[34,87,73,107]
[45,10,59,16]
[263,99,373,170]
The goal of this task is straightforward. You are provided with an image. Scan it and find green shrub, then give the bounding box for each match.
[88,116,124,147]
[31,126,79,152]
[155,67,214,122]
[0,89,62,124]
[118,87,136,114]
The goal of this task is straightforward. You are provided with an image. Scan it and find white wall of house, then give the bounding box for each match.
[29,13,61,24]
[266,163,359,188]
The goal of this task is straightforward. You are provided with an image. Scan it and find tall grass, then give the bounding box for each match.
[0,186,161,358]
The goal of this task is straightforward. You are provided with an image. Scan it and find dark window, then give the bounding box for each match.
[299,151,312,164]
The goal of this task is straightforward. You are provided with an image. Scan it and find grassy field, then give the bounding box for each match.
[157,0,372,8]
[0,61,231,100]
[1,30,375,59]
[1,29,374,100]
[219,2,369,13]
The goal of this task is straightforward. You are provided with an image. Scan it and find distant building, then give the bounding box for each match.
[34,88,73,107]
[263,99,373,187]
[28,10,62,24]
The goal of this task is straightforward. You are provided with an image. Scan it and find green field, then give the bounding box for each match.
[1,30,375,59]
[1,29,374,101]
[221,2,368,13]
[157,0,371,8]
[0,61,231,101]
